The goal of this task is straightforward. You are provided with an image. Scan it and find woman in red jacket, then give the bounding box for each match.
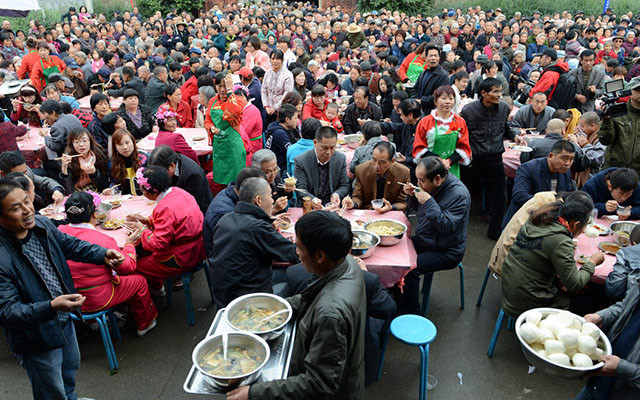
[59,192,158,337]
[30,42,66,93]
[160,84,194,128]
[154,108,200,166]
[302,85,329,120]
[398,42,428,83]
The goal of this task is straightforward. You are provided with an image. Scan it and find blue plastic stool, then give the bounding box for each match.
[420,262,464,316]
[379,315,437,400]
[476,267,492,307]
[166,261,215,326]
[487,308,515,358]
[70,309,121,372]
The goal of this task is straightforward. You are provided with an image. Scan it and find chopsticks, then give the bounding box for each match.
[54,154,83,161]
[276,184,308,194]
[397,182,422,192]
[339,195,350,217]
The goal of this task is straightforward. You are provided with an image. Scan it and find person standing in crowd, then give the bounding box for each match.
[460,77,525,239]
[261,50,293,125]
[569,49,606,113]
[412,44,450,116]
[146,66,169,114]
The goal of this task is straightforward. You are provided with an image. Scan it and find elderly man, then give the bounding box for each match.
[397,157,471,315]
[0,179,124,400]
[520,118,588,172]
[252,149,293,214]
[344,142,410,212]
[210,177,298,308]
[146,66,168,113]
[227,211,366,400]
[107,66,146,102]
[510,92,555,134]
[342,86,383,136]
[294,126,350,209]
[569,49,606,113]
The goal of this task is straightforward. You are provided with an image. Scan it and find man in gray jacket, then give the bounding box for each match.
[606,225,640,300]
[578,277,640,399]
[510,92,555,134]
[569,49,606,113]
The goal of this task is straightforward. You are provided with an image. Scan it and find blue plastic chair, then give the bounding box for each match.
[420,262,464,316]
[70,309,121,373]
[476,267,492,307]
[165,260,215,326]
[487,308,515,358]
[379,315,437,400]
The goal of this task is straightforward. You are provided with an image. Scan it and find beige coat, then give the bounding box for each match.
[488,191,557,275]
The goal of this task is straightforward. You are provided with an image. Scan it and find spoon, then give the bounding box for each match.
[259,309,289,323]
[222,331,228,360]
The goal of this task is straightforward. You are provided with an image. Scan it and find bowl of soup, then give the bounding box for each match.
[225,293,292,341]
[351,230,380,259]
[192,332,270,388]
[610,221,639,247]
[364,219,407,246]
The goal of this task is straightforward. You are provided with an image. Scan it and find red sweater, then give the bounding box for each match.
[155,130,200,166]
[413,111,472,165]
[302,98,329,120]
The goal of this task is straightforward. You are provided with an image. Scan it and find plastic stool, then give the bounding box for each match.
[71,309,121,372]
[476,268,491,307]
[380,315,437,400]
[166,261,215,326]
[487,308,514,358]
[420,262,464,316]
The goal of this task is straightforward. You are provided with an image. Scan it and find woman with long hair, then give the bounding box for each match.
[104,129,147,196]
[377,75,396,119]
[292,68,308,100]
[501,191,604,317]
[413,85,471,178]
[59,128,109,193]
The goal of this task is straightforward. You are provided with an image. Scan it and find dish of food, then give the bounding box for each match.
[509,144,533,152]
[192,135,206,141]
[337,138,346,145]
[366,221,405,236]
[589,223,610,236]
[105,199,122,208]
[598,242,621,255]
[102,219,124,230]
[96,213,108,223]
[199,345,264,378]
[576,254,590,264]
[284,177,297,186]
[229,307,289,332]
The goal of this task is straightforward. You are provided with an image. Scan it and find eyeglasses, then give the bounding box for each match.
[73,138,90,145]
[264,166,280,177]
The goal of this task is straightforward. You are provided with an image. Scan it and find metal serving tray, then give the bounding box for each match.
[184,307,297,396]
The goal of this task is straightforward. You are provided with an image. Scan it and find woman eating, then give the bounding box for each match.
[501,192,604,318]
[125,166,205,294]
[10,85,43,127]
[204,72,247,195]
[30,42,67,93]
[104,129,147,196]
[159,84,194,128]
[59,192,158,337]
[413,85,472,178]
[117,89,157,140]
[59,128,109,193]
[154,108,199,166]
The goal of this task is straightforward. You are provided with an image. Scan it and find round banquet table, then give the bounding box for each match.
[284,207,417,288]
[17,127,47,168]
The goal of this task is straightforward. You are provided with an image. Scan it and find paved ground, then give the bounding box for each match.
[0,202,586,399]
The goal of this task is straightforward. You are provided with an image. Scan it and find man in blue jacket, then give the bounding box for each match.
[503,140,577,226]
[0,179,124,399]
[264,103,299,176]
[582,167,640,220]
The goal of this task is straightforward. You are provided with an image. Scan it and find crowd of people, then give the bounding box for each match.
[1,2,640,399]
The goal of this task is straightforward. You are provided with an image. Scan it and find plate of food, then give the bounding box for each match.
[192,135,206,141]
[101,219,125,230]
[104,199,122,209]
[575,254,590,264]
[598,241,622,255]
[508,144,533,152]
[589,223,610,236]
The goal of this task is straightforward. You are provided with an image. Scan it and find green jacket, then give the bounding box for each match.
[501,219,595,317]
[599,102,640,174]
[249,257,366,400]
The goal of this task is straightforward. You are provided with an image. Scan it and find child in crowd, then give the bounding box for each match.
[322,102,343,133]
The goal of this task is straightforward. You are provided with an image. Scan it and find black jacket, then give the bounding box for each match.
[0,216,107,354]
[117,103,156,140]
[412,65,450,116]
[379,119,420,166]
[343,101,383,136]
[107,76,146,103]
[145,77,167,114]
[172,154,213,214]
[459,99,518,163]
[210,201,298,307]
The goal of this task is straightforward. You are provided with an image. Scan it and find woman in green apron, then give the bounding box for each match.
[399,42,428,83]
[204,72,247,195]
[31,42,66,93]
[412,85,472,178]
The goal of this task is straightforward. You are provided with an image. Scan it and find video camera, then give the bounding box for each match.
[601,79,631,118]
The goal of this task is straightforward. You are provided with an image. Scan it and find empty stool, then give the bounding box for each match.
[379,315,437,400]
[71,309,121,373]
[420,262,464,316]
[166,261,215,326]
[487,308,515,358]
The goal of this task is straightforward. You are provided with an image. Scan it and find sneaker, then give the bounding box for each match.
[172,278,184,292]
[137,319,157,338]
[150,286,166,297]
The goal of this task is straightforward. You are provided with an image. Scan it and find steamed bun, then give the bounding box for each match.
[548,352,571,366]
[572,353,594,368]
[520,323,540,344]
[577,335,598,356]
[544,339,566,355]
[525,310,543,325]
[558,328,580,349]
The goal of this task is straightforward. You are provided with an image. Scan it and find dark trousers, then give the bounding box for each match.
[397,248,462,315]
[461,160,507,239]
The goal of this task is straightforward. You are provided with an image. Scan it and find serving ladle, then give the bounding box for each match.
[259,309,289,324]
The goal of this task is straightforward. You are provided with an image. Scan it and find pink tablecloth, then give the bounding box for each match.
[575,217,627,284]
[17,127,47,168]
[136,128,211,156]
[77,95,122,112]
[502,134,538,178]
[286,208,417,288]
[96,195,156,248]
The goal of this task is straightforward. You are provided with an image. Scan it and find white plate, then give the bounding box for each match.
[509,144,533,152]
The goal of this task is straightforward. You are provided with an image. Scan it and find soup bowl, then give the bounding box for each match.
[225,293,292,341]
[192,332,270,388]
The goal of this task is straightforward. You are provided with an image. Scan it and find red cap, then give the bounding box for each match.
[238,67,253,79]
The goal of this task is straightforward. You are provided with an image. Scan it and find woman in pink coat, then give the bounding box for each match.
[59,192,158,337]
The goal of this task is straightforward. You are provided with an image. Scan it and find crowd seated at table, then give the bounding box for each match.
[3,2,640,399]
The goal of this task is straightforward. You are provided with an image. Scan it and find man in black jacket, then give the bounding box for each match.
[412,44,450,116]
[460,77,526,239]
[210,177,298,307]
[107,66,146,103]
[147,146,212,214]
[342,86,383,135]
[0,179,124,399]
[377,99,422,174]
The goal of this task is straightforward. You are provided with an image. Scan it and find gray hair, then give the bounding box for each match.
[152,66,166,76]
[251,149,276,167]
[198,86,216,103]
[238,177,271,203]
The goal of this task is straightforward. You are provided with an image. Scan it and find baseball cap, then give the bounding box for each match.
[66,61,80,69]
[122,53,135,61]
[629,76,640,91]
[97,68,111,79]
[238,67,253,79]
[189,47,202,54]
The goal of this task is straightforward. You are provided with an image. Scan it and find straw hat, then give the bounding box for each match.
[347,23,361,34]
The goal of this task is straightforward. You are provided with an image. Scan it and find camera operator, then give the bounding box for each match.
[599,77,640,174]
